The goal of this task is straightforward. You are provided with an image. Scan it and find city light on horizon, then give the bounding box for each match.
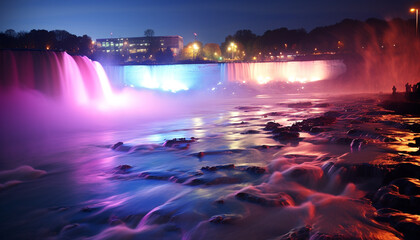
[0,0,417,44]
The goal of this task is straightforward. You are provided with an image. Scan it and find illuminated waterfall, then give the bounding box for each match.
[0,50,115,107]
[107,60,346,92]
[222,60,346,84]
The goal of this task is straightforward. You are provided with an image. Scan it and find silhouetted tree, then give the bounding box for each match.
[144,29,155,38]
[155,47,174,63]
[203,43,221,61]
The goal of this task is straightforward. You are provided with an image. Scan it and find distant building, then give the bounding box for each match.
[95,36,183,62]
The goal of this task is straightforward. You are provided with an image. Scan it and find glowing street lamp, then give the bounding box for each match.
[192,43,199,60]
[411,7,419,37]
[228,42,237,60]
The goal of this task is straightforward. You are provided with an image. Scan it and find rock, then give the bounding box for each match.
[405,123,420,133]
[288,102,312,108]
[309,232,346,240]
[323,111,341,118]
[209,214,242,224]
[384,163,420,184]
[408,137,420,147]
[273,131,300,141]
[241,129,260,134]
[163,138,197,147]
[277,225,311,240]
[314,103,330,108]
[331,137,354,145]
[376,211,420,240]
[113,165,133,174]
[390,178,420,196]
[235,191,294,207]
[264,122,281,131]
[310,126,324,133]
[236,106,260,111]
[244,166,266,174]
[292,116,336,132]
[201,164,235,171]
[111,141,124,150]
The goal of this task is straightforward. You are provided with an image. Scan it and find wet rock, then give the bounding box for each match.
[113,165,133,174]
[326,163,386,184]
[252,145,284,150]
[323,111,341,118]
[309,232,346,240]
[377,191,411,212]
[209,214,242,224]
[288,102,312,108]
[201,164,235,171]
[309,126,324,133]
[330,137,354,145]
[376,211,420,240]
[267,112,283,116]
[273,131,300,141]
[384,163,420,184]
[241,129,260,134]
[244,166,266,174]
[264,122,281,131]
[235,191,294,207]
[81,207,98,213]
[163,137,196,147]
[236,106,260,111]
[405,123,420,133]
[277,225,311,240]
[408,137,420,147]
[110,142,132,152]
[59,223,91,239]
[314,103,330,108]
[292,116,336,132]
[391,178,420,196]
[111,141,124,150]
[347,129,362,136]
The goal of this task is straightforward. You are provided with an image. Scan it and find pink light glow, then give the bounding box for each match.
[225,61,346,85]
[0,50,123,110]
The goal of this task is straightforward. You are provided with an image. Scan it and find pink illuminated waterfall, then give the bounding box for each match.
[0,50,114,106]
[223,61,346,84]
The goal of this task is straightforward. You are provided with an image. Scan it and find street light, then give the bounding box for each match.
[228,42,237,60]
[192,43,199,60]
[411,7,419,37]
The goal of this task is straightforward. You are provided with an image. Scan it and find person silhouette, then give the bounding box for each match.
[392,85,396,95]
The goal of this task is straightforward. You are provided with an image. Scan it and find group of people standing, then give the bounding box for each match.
[392,82,420,96]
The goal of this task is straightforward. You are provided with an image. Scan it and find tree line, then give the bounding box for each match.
[0,29,93,56]
[189,18,418,61]
[0,17,418,63]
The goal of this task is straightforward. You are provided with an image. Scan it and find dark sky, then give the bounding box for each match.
[0,0,417,44]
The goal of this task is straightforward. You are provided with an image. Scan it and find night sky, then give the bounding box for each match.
[0,0,416,44]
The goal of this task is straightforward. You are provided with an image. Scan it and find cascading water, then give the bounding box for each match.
[105,60,347,92]
[222,60,346,84]
[1,50,417,240]
[0,50,115,107]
